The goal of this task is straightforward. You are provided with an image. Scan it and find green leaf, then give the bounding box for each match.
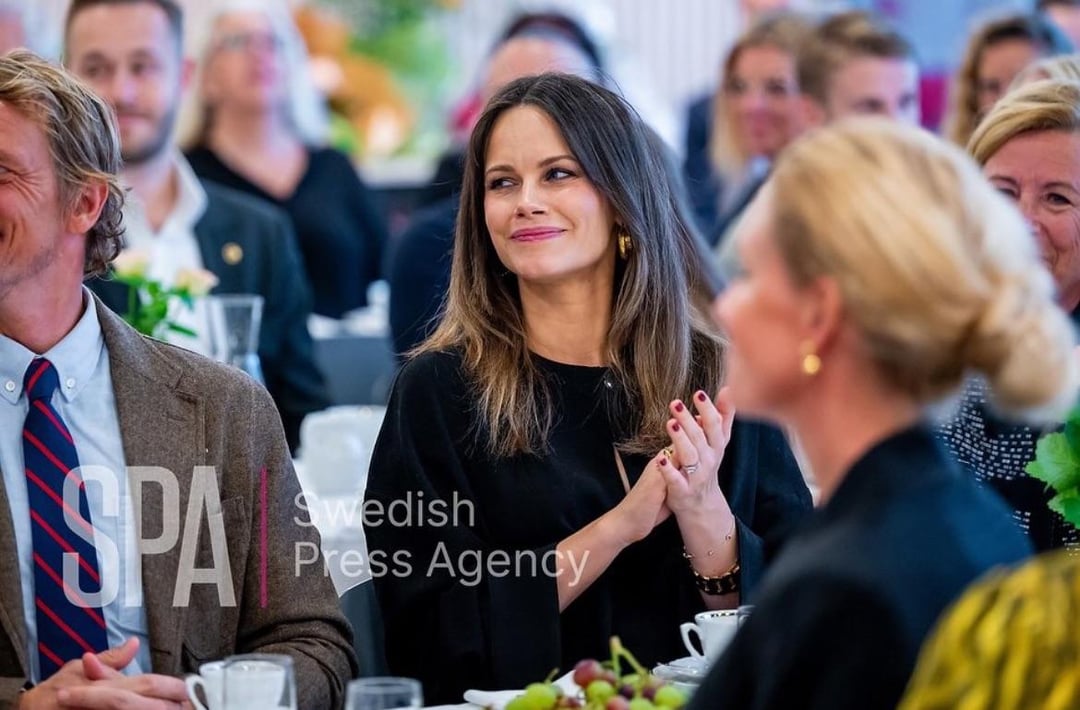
[1048,490,1080,529]
[166,322,197,337]
[1029,433,1080,491]
[1064,406,1080,453]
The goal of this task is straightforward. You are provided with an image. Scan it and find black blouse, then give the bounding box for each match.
[186,145,387,318]
[364,350,812,704]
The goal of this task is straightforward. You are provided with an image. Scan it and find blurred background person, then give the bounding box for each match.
[427,11,605,207]
[938,79,1080,552]
[690,118,1075,710]
[67,0,328,453]
[943,13,1071,147]
[797,10,921,125]
[367,73,811,703]
[702,12,814,246]
[388,11,605,357]
[714,10,919,279]
[899,549,1080,710]
[1040,0,1080,48]
[682,0,811,239]
[184,0,387,320]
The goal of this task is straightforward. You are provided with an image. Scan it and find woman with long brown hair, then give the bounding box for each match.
[364,73,811,704]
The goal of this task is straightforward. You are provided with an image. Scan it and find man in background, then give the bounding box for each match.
[65,0,327,451]
[797,10,921,125]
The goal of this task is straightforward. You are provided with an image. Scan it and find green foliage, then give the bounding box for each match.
[1028,405,1080,529]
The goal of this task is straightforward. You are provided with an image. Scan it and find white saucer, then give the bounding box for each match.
[653,656,711,683]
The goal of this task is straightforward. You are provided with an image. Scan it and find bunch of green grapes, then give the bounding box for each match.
[506,638,687,710]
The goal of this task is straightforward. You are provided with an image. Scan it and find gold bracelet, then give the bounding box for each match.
[682,515,739,595]
[683,554,741,595]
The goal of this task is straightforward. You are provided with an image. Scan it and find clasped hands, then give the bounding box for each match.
[18,638,190,710]
[614,387,736,545]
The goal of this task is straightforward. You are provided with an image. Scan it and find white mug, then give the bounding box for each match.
[185,661,225,710]
[680,609,740,661]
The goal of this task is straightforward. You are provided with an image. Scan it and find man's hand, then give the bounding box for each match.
[56,674,190,709]
[17,639,173,709]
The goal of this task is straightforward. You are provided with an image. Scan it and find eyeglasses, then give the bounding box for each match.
[213,31,284,54]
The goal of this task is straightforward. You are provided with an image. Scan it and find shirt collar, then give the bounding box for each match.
[124,151,208,237]
[170,152,208,228]
[0,287,105,405]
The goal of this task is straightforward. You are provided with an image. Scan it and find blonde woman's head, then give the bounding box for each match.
[178,0,327,148]
[710,12,815,180]
[1011,53,1080,87]
[968,79,1080,313]
[765,119,1074,418]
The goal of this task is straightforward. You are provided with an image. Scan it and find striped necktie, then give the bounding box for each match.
[22,358,107,677]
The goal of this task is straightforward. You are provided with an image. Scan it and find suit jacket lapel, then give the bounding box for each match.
[194,198,243,293]
[96,297,205,675]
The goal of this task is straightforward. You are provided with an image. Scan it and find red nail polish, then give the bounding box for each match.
[674,402,685,412]
[696,391,707,402]
[659,458,668,467]
[672,422,681,432]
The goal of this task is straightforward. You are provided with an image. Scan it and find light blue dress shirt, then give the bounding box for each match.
[0,290,151,681]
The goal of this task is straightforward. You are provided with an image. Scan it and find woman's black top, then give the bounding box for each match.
[365,350,812,703]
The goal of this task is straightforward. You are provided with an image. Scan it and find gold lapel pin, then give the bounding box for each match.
[222,242,243,265]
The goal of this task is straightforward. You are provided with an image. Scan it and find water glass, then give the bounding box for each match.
[206,294,265,384]
[345,677,423,710]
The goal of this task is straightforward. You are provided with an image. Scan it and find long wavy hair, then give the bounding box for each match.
[419,73,725,458]
[943,13,1072,146]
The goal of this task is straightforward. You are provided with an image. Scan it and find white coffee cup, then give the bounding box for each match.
[185,661,225,710]
[187,658,289,709]
[680,609,740,661]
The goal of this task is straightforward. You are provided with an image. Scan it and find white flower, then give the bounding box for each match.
[112,248,150,278]
[174,267,219,296]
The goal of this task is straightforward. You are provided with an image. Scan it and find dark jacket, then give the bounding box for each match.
[689,425,1032,710]
[88,182,329,451]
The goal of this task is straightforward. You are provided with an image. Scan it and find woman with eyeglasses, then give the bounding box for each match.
[184,1,387,320]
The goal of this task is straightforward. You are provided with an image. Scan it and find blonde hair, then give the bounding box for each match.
[968,79,1080,166]
[797,11,915,107]
[710,12,815,180]
[178,0,327,148]
[420,74,724,458]
[944,13,1072,147]
[771,118,1076,418]
[0,49,124,276]
[1011,53,1080,87]
[899,551,1080,710]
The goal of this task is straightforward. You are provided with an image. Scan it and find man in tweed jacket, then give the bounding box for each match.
[0,51,355,709]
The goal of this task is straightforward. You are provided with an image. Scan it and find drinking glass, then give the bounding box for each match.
[206,294,265,384]
[221,653,296,709]
[345,677,423,710]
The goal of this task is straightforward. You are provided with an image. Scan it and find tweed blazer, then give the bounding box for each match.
[0,297,356,709]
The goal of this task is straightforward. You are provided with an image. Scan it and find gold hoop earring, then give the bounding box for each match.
[800,341,821,376]
[617,228,633,260]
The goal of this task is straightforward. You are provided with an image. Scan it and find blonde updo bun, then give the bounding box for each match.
[770,118,1077,421]
[962,277,1077,418]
